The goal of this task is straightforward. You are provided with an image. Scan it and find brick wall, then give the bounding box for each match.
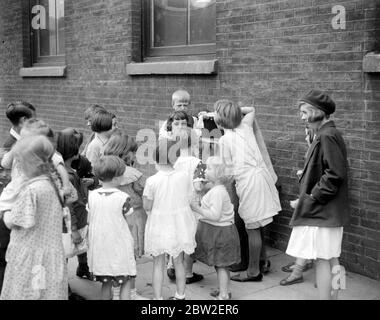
[0,0,379,279]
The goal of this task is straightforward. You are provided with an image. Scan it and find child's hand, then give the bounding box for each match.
[71,230,82,244]
[81,178,94,188]
[290,199,299,209]
[190,201,201,213]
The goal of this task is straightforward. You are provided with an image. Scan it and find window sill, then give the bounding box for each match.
[126,59,218,75]
[363,53,380,73]
[19,66,66,77]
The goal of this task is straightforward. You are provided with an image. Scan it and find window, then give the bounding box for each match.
[143,0,216,58]
[30,0,65,66]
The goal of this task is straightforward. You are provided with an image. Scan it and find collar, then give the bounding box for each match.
[10,127,21,141]
[316,120,335,135]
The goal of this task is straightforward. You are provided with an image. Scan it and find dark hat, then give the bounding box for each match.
[299,90,336,115]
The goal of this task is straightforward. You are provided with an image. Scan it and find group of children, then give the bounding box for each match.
[0,88,346,300]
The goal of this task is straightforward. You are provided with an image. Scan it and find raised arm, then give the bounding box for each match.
[241,106,256,127]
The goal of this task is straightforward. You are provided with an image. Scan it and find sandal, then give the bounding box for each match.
[279,275,304,286]
[231,273,263,282]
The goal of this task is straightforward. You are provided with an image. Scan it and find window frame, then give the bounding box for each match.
[142,0,216,59]
[29,0,65,67]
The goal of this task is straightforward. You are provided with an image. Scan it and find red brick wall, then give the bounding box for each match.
[0,0,379,279]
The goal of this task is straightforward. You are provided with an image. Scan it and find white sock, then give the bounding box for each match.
[174,292,185,300]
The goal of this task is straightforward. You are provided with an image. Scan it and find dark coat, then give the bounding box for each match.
[290,121,350,227]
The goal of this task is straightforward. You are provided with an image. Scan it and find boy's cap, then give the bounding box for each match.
[299,90,336,115]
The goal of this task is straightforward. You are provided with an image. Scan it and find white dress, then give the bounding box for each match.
[286,226,344,260]
[143,170,197,258]
[218,122,281,228]
[174,155,201,219]
[87,187,136,277]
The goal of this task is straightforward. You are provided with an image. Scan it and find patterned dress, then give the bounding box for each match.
[1,176,67,300]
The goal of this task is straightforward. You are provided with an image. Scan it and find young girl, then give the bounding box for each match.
[103,131,148,300]
[56,128,91,280]
[0,135,67,300]
[214,100,281,282]
[172,128,205,284]
[159,110,192,141]
[85,110,114,168]
[190,156,240,300]
[143,139,196,300]
[0,120,75,214]
[87,155,136,300]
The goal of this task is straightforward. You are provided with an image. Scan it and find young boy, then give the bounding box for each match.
[0,101,36,293]
[3,101,36,151]
[159,90,198,138]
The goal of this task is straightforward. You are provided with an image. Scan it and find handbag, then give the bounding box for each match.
[49,175,89,259]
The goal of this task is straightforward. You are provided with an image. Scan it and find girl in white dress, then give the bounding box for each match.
[143,139,196,300]
[87,155,136,300]
[215,100,281,281]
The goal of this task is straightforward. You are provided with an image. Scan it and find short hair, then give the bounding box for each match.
[103,132,128,158]
[84,104,107,121]
[166,111,192,132]
[213,99,242,129]
[6,101,35,126]
[12,135,54,178]
[299,102,329,122]
[172,90,190,103]
[56,128,83,161]
[93,155,126,182]
[154,139,180,166]
[91,110,113,133]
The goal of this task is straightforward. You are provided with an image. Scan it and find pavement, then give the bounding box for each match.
[68,247,380,300]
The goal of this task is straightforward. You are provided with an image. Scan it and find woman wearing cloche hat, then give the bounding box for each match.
[285,89,350,299]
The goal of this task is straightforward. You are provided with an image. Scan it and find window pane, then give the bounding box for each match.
[57,0,65,55]
[190,0,215,45]
[153,0,187,47]
[39,0,57,56]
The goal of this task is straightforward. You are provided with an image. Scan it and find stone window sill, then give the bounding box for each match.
[126,59,218,75]
[19,66,66,77]
[363,53,380,73]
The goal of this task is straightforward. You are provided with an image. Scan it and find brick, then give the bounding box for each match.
[0,0,379,280]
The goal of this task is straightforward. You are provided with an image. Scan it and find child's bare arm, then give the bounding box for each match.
[1,149,14,169]
[142,196,153,213]
[56,164,77,201]
[241,106,256,127]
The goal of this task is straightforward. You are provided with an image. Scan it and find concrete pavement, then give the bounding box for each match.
[68,247,380,300]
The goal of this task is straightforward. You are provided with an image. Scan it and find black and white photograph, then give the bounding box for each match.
[0,0,379,306]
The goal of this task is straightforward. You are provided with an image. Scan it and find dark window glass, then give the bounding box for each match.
[30,0,65,65]
[145,0,215,57]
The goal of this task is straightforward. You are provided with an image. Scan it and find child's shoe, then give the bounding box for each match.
[210,289,232,299]
[214,294,231,300]
[76,263,92,280]
[168,292,186,300]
